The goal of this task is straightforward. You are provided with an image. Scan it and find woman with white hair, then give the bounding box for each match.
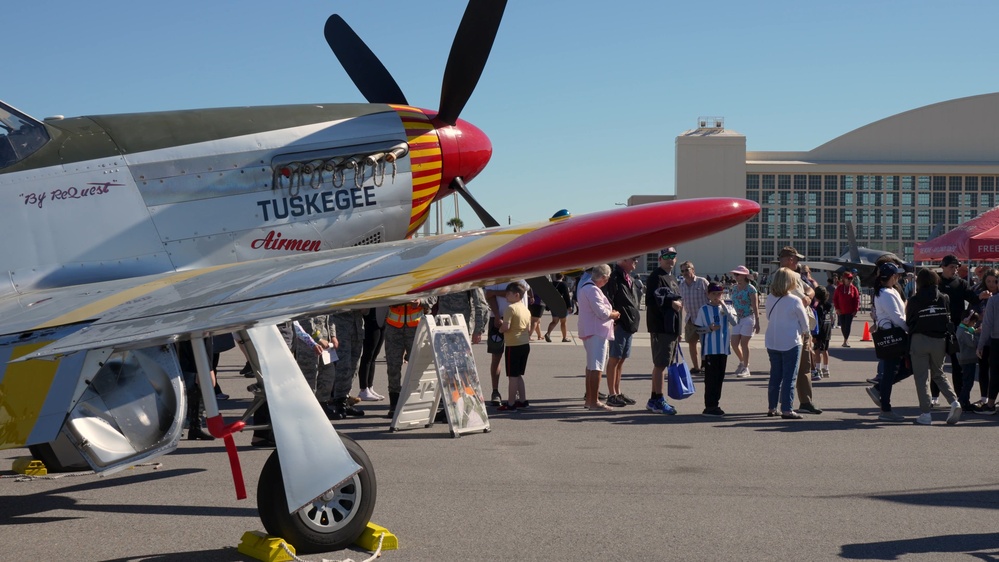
[577,264,620,411]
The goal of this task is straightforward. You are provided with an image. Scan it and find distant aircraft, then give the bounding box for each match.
[803,221,918,286]
[0,1,759,554]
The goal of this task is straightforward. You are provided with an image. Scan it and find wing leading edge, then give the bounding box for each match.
[8,198,759,361]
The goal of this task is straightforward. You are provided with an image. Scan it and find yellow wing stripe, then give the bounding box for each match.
[0,342,61,449]
[33,266,233,330]
[337,226,539,306]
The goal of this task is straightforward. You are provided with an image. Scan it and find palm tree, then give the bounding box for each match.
[447,217,464,232]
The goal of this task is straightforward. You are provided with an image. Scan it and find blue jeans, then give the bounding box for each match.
[768,346,801,412]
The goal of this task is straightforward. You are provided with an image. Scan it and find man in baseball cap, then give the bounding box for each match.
[778,246,805,260]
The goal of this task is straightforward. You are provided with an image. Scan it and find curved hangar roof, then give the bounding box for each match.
[807,92,999,163]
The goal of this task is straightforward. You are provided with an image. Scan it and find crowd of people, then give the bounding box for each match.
[214,242,999,443]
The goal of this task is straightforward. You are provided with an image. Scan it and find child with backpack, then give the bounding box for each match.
[811,285,834,380]
[956,310,981,412]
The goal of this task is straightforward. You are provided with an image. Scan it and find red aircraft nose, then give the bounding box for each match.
[436,117,492,197]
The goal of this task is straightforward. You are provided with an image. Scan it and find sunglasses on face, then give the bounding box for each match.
[662,254,677,259]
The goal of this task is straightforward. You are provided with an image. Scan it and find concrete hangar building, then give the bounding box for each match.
[658,92,999,278]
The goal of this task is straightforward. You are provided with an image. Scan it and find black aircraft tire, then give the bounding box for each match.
[256,435,376,554]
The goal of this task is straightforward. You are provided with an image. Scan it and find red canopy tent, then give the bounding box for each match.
[968,224,999,260]
[914,206,999,262]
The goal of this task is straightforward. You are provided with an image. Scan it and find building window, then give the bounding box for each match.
[983,177,995,192]
[949,176,963,191]
[778,175,791,190]
[918,176,930,191]
[824,175,838,190]
[984,193,996,207]
[746,223,759,238]
[824,224,837,239]
[932,192,947,207]
[949,192,961,207]
[746,240,758,256]
[966,176,978,191]
[963,193,977,207]
[762,241,774,257]
[932,176,946,191]
[809,175,822,191]
[842,175,854,191]
[794,175,806,191]
[824,242,838,257]
[841,192,854,206]
[807,242,820,257]
[762,174,775,190]
[746,174,760,190]
[918,193,930,206]
[902,176,914,190]
[949,210,960,225]
[932,209,946,227]
[824,191,838,206]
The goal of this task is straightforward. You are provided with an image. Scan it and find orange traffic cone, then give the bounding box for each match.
[861,321,872,342]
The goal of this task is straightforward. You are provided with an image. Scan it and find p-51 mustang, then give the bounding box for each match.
[0,1,759,554]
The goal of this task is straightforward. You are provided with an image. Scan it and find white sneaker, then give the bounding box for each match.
[358,388,382,401]
[915,413,933,425]
[736,365,751,378]
[946,400,962,425]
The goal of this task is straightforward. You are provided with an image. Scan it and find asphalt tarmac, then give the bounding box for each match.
[4,313,999,561]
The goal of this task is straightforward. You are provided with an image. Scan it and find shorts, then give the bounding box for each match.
[651,333,679,369]
[504,343,530,377]
[487,321,505,355]
[550,308,567,319]
[812,336,831,352]
[528,304,544,318]
[608,324,633,359]
[583,336,609,371]
[733,316,756,337]
[683,319,699,344]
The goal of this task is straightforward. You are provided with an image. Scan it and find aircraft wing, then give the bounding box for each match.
[5,198,758,361]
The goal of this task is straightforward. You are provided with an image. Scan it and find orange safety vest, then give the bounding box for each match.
[386,303,423,328]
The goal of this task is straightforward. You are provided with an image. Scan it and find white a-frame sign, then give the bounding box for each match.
[389,314,490,437]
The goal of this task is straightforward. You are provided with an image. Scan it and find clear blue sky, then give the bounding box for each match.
[6,1,999,228]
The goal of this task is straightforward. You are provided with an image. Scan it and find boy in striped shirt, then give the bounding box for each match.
[694,282,738,416]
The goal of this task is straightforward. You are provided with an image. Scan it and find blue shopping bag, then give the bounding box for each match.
[667,341,696,401]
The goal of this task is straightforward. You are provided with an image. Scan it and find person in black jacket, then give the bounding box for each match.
[544,273,573,343]
[939,254,988,403]
[602,257,642,407]
[644,248,682,415]
[908,268,962,425]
